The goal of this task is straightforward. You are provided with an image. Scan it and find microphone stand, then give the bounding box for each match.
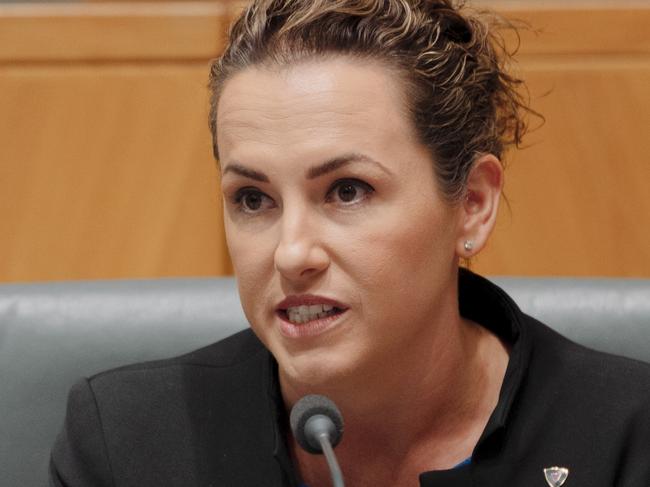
[315,428,345,487]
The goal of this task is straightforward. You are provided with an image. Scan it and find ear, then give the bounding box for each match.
[455,154,503,258]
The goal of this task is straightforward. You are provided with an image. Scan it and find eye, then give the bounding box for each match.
[326,179,374,206]
[233,187,275,214]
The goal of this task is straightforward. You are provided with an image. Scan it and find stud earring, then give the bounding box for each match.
[463,240,474,252]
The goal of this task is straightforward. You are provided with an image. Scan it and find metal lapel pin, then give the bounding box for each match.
[544,466,569,487]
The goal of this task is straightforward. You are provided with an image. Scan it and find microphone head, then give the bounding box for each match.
[290,394,344,454]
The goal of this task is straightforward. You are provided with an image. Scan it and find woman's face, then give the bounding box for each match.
[217,57,464,390]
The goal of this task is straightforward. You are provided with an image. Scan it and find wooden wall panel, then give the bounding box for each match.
[0,63,232,281]
[472,3,650,277]
[0,2,229,62]
[0,1,648,281]
[474,66,650,276]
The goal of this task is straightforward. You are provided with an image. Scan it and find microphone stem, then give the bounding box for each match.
[318,434,345,487]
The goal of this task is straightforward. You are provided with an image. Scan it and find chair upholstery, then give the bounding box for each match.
[1,276,648,487]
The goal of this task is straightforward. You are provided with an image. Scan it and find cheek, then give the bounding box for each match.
[224,220,275,320]
[225,217,273,273]
[346,207,455,282]
[338,204,458,319]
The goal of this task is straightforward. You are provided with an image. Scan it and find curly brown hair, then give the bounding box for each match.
[209,0,536,202]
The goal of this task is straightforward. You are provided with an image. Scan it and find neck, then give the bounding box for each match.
[283,316,509,485]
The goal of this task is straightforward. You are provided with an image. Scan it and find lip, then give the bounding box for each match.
[276,294,348,311]
[275,294,349,339]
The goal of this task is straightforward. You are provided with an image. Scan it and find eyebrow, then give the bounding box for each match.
[222,164,269,182]
[306,153,392,179]
[222,153,391,182]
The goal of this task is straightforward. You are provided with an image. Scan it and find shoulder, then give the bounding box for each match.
[504,316,650,482]
[62,327,269,418]
[520,314,650,433]
[77,328,269,408]
[463,269,650,410]
[51,329,277,486]
[88,328,266,383]
[526,314,650,395]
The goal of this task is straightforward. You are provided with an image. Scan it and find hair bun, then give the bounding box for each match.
[440,11,472,44]
[424,1,472,44]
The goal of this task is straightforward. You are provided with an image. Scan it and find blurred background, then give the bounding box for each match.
[0,0,648,282]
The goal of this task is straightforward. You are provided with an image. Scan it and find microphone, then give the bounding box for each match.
[290,394,345,487]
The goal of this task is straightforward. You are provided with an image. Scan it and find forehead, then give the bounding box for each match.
[215,57,419,156]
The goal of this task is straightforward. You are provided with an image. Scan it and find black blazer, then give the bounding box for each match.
[50,272,650,487]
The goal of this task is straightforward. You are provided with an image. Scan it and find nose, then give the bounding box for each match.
[274,208,330,282]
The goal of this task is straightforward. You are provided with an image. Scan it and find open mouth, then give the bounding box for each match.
[278,304,347,325]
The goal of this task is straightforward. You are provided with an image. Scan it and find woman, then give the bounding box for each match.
[50,1,650,486]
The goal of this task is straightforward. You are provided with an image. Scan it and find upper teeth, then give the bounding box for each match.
[286,304,336,324]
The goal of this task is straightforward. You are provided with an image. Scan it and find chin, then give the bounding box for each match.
[276,345,359,392]
[255,314,369,391]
